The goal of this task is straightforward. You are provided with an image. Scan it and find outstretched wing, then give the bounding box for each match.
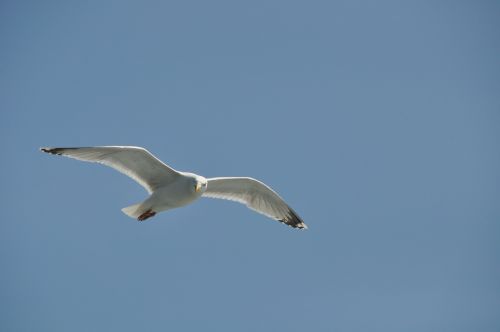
[40,146,180,193]
[202,177,307,229]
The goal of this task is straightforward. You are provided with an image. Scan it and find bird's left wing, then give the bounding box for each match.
[202,177,307,229]
[40,146,180,193]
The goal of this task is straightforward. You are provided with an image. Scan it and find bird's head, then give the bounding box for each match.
[194,176,207,193]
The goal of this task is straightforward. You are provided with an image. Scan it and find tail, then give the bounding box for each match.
[121,203,142,219]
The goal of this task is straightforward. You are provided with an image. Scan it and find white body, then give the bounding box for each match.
[123,173,207,218]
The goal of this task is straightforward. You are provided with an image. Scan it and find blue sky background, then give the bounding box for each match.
[1,1,499,331]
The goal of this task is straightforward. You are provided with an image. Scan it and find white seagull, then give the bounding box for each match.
[40,146,307,229]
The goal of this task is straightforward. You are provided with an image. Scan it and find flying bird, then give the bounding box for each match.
[40,146,307,229]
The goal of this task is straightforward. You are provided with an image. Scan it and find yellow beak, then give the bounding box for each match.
[195,182,202,192]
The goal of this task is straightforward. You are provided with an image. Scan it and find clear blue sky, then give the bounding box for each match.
[1,1,499,331]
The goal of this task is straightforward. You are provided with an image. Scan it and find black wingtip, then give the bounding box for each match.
[41,147,84,155]
[280,208,308,230]
[40,147,80,156]
[40,147,59,155]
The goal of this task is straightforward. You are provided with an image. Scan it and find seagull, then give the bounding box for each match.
[40,146,307,229]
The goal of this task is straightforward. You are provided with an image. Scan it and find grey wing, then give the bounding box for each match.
[202,177,307,229]
[40,146,180,193]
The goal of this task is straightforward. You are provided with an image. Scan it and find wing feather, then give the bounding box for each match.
[40,146,180,193]
[202,177,307,229]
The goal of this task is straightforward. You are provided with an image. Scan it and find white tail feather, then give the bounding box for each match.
[121,203,142,219]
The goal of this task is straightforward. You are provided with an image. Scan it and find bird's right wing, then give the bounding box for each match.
[40,146,180,193]
[202,177,307,229]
